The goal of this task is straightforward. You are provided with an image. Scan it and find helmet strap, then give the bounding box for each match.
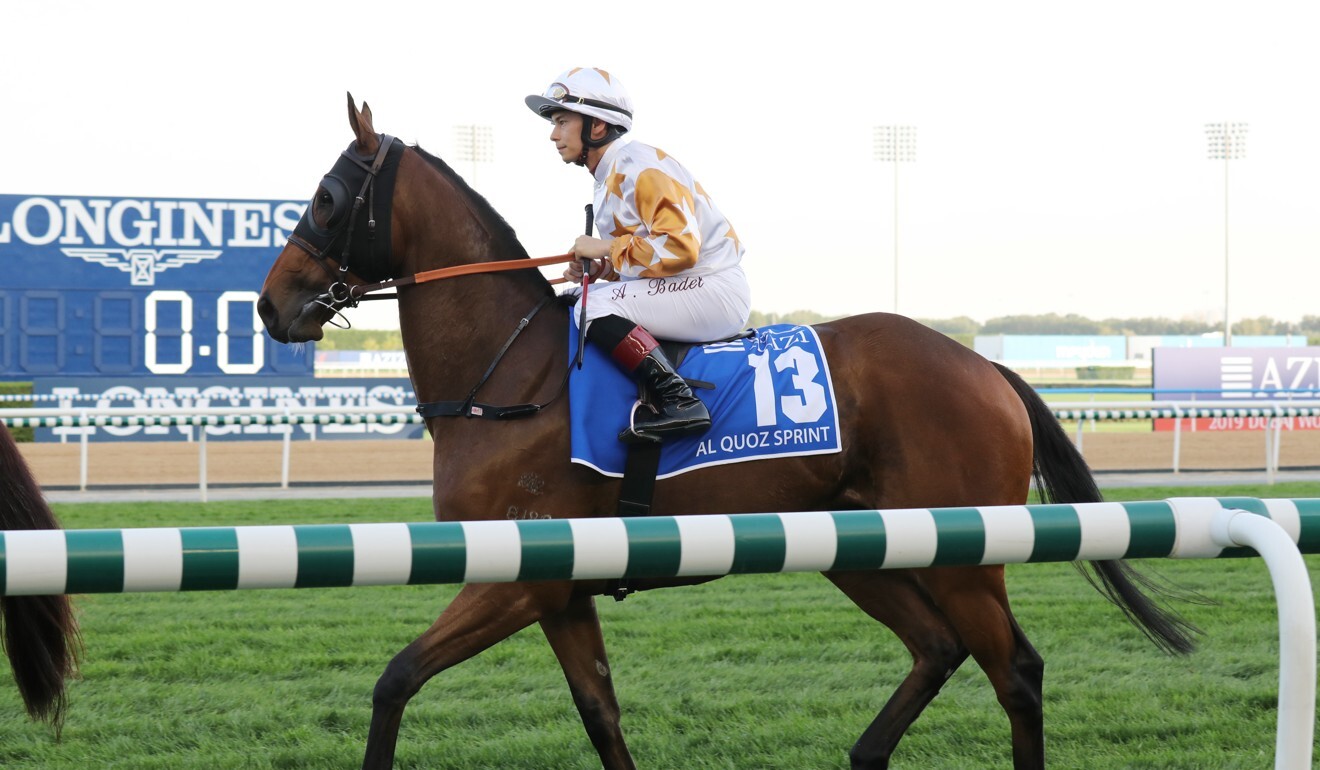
[571,116,628,167]
[574,116,595,166]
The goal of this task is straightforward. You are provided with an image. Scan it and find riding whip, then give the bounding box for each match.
[575,203,593,369]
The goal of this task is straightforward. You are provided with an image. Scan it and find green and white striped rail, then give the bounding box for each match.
[1050,400,1320,421]
[3,497,1316,596]
[0,393,419,404]
[1053,406,1320,420]
[0,406,423,430]
[2,497,1314,767]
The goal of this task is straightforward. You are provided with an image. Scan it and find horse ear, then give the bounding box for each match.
[345,92,378,152]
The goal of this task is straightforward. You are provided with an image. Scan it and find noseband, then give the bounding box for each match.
[287,134,400,327]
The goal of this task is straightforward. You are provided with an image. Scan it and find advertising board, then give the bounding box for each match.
[1153,347,1320,431]
[1,193,314,378]
[32,376,423,442]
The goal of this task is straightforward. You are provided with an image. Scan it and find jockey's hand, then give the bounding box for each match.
[571,235,611,260]
[562,258,616,284]
[564,237,618,283]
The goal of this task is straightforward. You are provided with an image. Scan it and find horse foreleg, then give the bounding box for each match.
[925,566,1045,770]
[540,594,636,770]
[362,581,572,770]
[826,569,969,770]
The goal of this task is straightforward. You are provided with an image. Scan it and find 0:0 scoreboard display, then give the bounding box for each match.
[0,193,314,378]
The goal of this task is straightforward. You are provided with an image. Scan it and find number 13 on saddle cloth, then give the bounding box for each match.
[568,323,842,478]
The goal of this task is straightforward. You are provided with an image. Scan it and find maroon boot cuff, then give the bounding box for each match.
[611,327,659,372]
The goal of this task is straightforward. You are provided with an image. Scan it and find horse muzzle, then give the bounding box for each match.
[258,292,332,344]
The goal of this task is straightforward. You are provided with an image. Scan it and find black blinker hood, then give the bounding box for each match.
[292,135,405,283]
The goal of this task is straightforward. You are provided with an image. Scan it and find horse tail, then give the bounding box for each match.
[993,363,1199,655]
[0,421,80,732]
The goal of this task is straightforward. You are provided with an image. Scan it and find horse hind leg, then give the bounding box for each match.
[539,594,636,770]
[826,569,970,770]
[925,566,1045,770]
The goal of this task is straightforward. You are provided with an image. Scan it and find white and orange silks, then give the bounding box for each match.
[577,137,751,342]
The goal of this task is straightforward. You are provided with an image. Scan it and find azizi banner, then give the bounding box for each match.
[1153,347,1320,431]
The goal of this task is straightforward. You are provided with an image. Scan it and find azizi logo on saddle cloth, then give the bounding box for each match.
[569,324,842,478]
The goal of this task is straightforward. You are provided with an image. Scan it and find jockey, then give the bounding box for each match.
[525,67,752,444]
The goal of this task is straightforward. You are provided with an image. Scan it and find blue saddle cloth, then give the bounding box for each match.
[568,322,842,479]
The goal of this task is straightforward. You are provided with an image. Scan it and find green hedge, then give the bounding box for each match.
[1075,365,1136,381]
[0,381,34,442]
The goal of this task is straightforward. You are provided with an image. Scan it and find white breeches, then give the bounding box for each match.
[571,265,752,343]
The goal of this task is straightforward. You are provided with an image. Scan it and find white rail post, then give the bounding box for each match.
[1271,406,1284,480]
[1210,507,1316,769]
[281,408,292,489]
[1263,418,1273,485]
[78,416,89,492]
[198,421,209,504]
[1273,425,1283,478]
[1172,406,1183,474]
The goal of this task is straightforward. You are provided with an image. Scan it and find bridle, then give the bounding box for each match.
[282,133,587,420]
[285,133,396,326]
[285,133,577,329]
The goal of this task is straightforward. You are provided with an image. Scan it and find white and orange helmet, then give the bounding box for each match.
[525,68,634,142]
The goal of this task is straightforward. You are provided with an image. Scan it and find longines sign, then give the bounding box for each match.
[0,196,304,254]
[0,193,313,378]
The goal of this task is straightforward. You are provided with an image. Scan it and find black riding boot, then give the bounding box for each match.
[587,315,712,444]
[624,345,712,443]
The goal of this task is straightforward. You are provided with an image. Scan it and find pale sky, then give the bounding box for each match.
[4,0,1318,329]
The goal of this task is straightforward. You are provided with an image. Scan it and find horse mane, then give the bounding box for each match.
[410,144,531,261]
[409,144,555,298]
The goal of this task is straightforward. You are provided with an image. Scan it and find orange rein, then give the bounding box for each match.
[413,252,576,284]
[349,252,579,300]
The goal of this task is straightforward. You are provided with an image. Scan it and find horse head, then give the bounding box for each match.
[258,93,406,342]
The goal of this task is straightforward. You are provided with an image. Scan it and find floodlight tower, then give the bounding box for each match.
[1205,122,1247,347]
[453,124,494,186]
[874,125,916,315]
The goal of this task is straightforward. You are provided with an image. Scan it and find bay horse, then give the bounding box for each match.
[257,95,1194,770]
[0,420,81,734]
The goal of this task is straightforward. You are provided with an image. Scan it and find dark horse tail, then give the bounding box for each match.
[0,421,80,731]
[994,363,1198,655]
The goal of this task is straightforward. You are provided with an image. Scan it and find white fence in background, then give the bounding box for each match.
[6,400,1320,499]
[0,406,424,502]
[1050,399,1320,482]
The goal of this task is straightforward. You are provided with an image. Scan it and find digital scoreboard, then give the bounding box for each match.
[0,193,315,378]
